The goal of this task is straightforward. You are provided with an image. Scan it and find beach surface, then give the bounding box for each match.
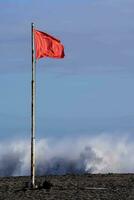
[0,174,134,200]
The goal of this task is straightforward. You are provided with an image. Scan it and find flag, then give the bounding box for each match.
[34,29,65,59]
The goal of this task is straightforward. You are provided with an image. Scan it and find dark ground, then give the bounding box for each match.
[0,174,134,200]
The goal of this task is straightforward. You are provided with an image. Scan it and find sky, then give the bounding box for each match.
[0,0,134,140]
[0,0,134,174]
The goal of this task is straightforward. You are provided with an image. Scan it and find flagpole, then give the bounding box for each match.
[31,22,36,188]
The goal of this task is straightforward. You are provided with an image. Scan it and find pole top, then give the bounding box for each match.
[31,22,35,27]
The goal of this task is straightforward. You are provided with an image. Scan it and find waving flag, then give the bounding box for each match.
[34,29,65,59]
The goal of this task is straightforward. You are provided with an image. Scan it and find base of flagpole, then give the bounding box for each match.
[25,181,53,190]
[25,182,38,190]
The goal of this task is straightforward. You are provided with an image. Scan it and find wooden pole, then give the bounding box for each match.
[31,22,36,188]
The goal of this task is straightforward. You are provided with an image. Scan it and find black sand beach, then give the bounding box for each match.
[0,174,134,200]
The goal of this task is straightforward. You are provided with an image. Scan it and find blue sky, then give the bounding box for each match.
[0,0,134,140]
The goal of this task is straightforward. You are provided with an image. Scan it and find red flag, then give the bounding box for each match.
[34,29,65,59]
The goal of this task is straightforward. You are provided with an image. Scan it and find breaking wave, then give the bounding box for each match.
[0,133,134,176]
